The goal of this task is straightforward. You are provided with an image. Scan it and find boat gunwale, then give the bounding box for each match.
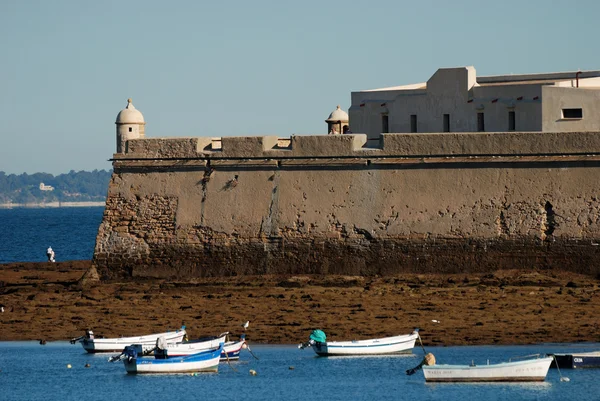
[422,356,553,370]
[322,332,418,348]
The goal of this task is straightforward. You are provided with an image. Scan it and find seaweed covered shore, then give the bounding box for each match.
[0,261,598,346]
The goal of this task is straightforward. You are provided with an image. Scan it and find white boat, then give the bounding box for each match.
[299,329,419,356]
[122,344,223,374]
[154,333,247,361]
[422,355,553,382]
[70,326,187,353]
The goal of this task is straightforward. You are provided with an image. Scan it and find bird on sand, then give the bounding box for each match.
[242,321,250,331]
[431,320,441,323]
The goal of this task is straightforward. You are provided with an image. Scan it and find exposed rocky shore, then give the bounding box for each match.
[0,261,598,346]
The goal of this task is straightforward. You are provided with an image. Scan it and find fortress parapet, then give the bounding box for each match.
[114,131,600,166]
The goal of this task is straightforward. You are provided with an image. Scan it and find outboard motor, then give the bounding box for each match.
[123,345,138,363]
[310,329,326,351]
[153,336,168,359]
[156,336,167,351]
[299,329,327,349]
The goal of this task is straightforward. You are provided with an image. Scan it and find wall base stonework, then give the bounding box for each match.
[94,236,600,279]
[92,132,600,279]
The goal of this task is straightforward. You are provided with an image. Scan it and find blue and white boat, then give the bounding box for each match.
[299,329,419,356]
[550,351,600,369]
[121,343,223,374]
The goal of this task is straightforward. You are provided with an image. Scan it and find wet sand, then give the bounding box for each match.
[0,261,598,346]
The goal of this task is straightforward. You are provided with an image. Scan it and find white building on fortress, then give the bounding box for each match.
[115,66,600,145]
[349,66,600,140]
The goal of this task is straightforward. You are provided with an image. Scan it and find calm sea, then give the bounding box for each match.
[1,208,600,400]
[0,342,599,401]
[0,206,104,263]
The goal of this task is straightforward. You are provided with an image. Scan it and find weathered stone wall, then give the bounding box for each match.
[93,132,600,279]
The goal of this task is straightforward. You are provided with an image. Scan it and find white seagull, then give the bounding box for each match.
[0,306,4,313]
[431,319,440,323]
[242,321,250,330]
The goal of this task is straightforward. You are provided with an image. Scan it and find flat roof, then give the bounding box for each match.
[478,69,600,84]
[356,68,600,93]
[361,82,426,92]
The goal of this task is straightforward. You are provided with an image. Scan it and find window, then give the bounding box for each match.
[410,115,417,133]
[128,127,133,132]
[443,114,450,132]
[508,111,515,131]
[477,112,485,132]
[382,114,389,133]
[562,108,583,119]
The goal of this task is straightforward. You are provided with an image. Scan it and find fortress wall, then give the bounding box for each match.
[94,132,600,279]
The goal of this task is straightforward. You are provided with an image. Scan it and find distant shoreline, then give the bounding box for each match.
[0,201,105,209]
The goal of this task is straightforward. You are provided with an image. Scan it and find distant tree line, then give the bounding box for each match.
[0,170,112,204]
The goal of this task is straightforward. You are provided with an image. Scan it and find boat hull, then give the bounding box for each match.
[80,329,186,353]
[219,344,243,361]
[423,357,553,382]
[311,332,418,356]
[551,351,600,369]
[156,339,245,361]
[124,346,222,374]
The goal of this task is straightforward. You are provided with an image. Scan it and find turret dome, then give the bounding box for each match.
[116,98,145,124]
[325,105,349,122]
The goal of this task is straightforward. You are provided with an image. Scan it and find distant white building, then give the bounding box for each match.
[349,66,600,140]
[39,183,54,191]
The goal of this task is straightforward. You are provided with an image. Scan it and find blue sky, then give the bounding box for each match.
[1,0,599,174]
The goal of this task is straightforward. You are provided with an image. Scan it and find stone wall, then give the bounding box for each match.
[93,132,600,279]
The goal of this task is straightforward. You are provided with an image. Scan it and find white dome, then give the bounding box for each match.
[325,105,349,122]
[116,98,145,124]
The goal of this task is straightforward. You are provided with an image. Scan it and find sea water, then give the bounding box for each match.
[0,206,104,263]
[0,342,599,401]
[1,209,600,400]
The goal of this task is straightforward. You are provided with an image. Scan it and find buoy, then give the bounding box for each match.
[84,363,91,368]
[249,369,257,376]
[67,364,72,369]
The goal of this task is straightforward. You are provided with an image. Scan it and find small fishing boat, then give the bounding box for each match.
[421,354,553,382]
[154,333,247,361]
[121,343,223,374]
[299,329,419,356]
[70,326,187,353]
[550,351,600,369]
